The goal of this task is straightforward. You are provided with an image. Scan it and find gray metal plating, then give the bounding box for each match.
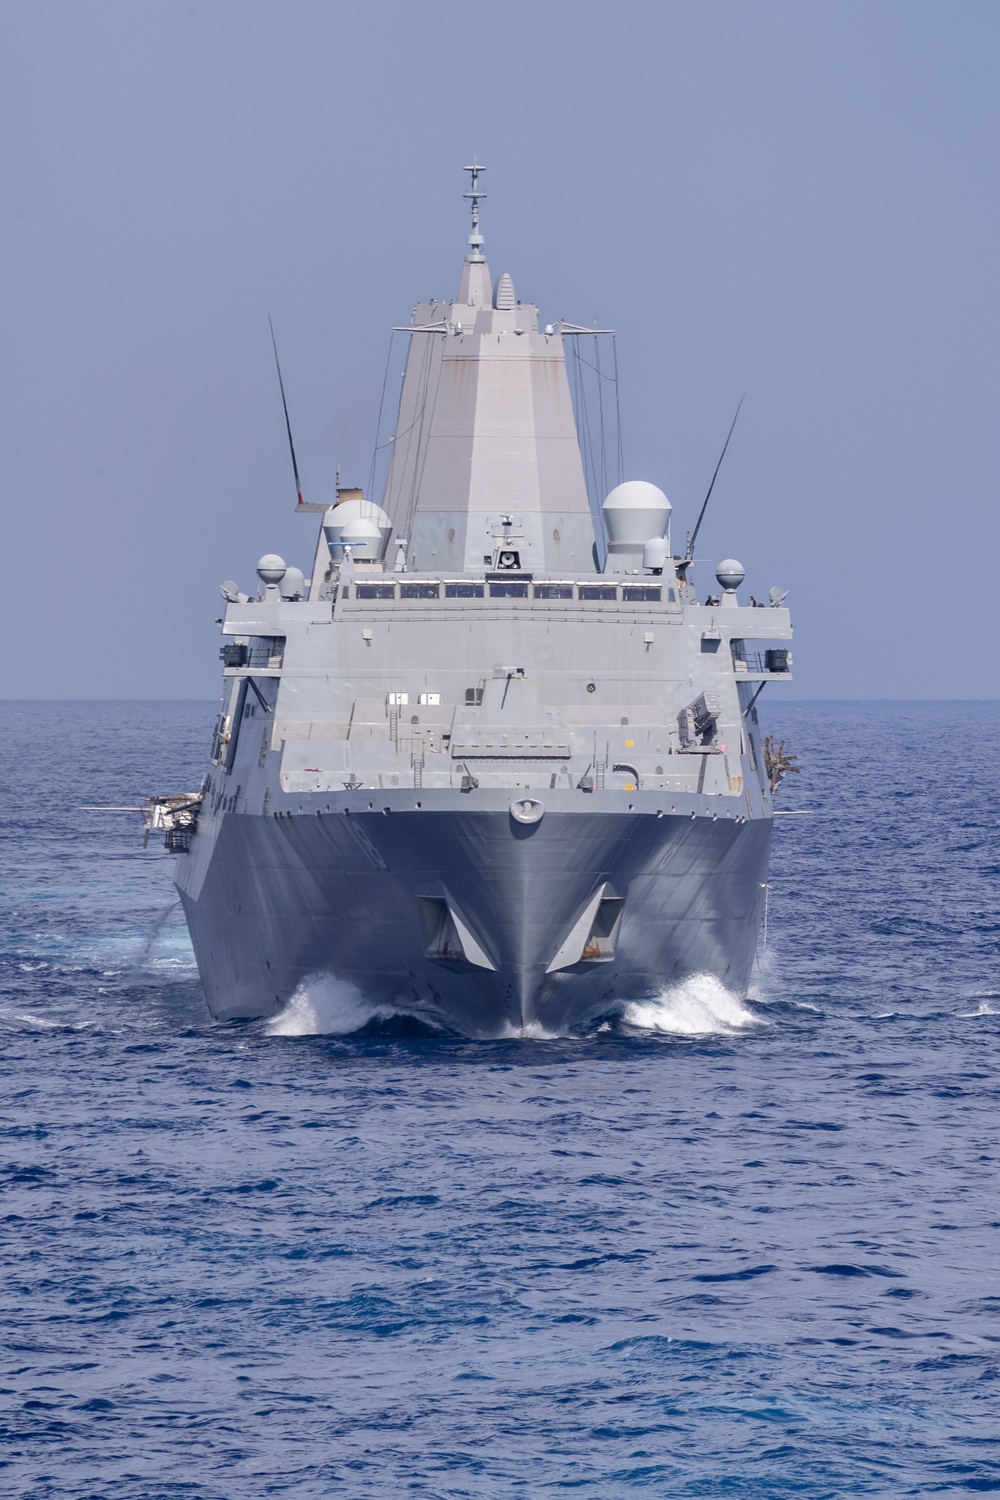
[174,166,795,1036]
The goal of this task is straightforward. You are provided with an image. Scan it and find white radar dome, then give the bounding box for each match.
[642,536,671,573]
[602,481,672,552]
[338,518,384,559]
[256,553,286,585]
[323,497,393,561]
[716,558,745,592]
[279,565,305,599]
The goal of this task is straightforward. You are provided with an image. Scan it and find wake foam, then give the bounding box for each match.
[617,973,761,1036]
[958,999,1000,1018]
[266,972,760,1040]
[497,1018,564,1041]
[267,975,406,1036]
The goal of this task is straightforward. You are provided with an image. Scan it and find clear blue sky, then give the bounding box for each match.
[2,0,997,698]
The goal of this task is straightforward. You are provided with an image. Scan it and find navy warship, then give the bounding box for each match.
[160,165,795,1035]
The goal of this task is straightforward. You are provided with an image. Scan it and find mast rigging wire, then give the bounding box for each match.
[594,335,608,503]
[366,330,399,513]
[568,332,623,540]
[684,392,746,564]
[612,335,624,484]
[268,316,305,508]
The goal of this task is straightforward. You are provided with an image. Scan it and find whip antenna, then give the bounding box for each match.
[680,392,745,570]
[268,315,304,508]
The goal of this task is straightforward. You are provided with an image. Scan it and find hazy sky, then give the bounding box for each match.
[2,0,997,698]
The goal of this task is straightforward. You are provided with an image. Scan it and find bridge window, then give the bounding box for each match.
[489,581,529,598]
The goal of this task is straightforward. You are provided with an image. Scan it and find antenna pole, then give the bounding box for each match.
[463,158,486,260]
[268,316,304,508]
[681,392,745,569]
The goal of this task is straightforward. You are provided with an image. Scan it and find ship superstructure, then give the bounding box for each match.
[173,167,794,1035]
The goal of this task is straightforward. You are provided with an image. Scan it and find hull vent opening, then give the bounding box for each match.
[420,899,466,962]
[581,897,624,961]
[546,885,625,973]
[418,895,497,971]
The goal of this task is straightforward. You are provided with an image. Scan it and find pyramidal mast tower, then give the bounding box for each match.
[382,161,597,574]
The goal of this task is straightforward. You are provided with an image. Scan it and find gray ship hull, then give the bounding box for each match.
[177,791,771,1036]
[159,170,797,1039]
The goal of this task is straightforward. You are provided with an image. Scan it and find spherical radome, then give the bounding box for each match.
[256,553,286,585]
[716,558,745,591]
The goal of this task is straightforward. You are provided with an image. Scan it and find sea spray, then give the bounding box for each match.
[267,974,407,1036]
[130,898,184,976]
[618,972,761,1035]
[498,1017,565,1040]
[269,972,763,1039]
[748,939,780,1003]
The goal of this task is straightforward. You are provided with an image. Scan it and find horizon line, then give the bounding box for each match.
[1,697,998,706]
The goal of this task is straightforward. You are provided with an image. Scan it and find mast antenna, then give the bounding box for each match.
[679,392,745,571]
[463,158,486,260]
[268,315,305,508]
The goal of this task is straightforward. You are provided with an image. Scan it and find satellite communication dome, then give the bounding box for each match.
[338,518,384,559]
[256,554,286,585]
[643,536,671,573]
[602,482,671,551]
[716,558,745,592]
[323,498,393,561]
[279,566,305,600]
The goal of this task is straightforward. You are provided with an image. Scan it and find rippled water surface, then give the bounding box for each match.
[2,700,999,1498]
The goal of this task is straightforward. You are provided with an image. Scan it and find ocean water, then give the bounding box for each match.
[1,698,999,1498]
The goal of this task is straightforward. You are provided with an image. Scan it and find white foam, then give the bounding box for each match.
[748,942,779,1002]
[497,1018,564,1040]
[266,974,404,1036]
[0,1009,97,1031]
[1,1010,60,1029]
[618,972,761,1036]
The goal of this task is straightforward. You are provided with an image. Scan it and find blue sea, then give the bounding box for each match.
[2,699,998,1498]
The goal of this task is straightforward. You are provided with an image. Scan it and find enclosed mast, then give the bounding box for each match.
[381,162,596,575]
